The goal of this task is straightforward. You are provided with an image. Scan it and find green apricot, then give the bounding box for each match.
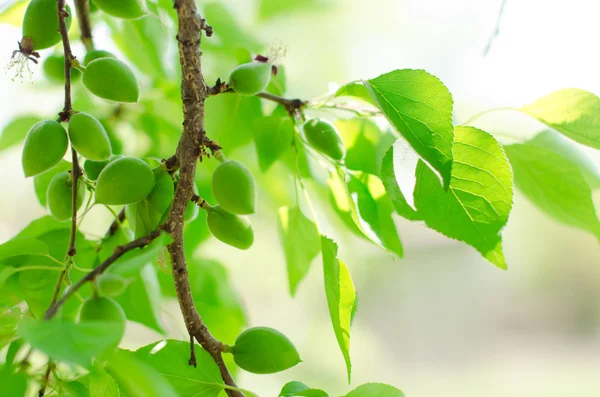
[232,327,301,374]
[212,160,256,214]
[22,0,72,51]
[22,120,68,177]
[79,296,126,352]
[68,112,112,161]
[229,62,271,96]
[83,58,139,103]
[93,0,146,19]
[96,273,128,297]
[83,50,115,66]
[46,172,85,221]
[43,55,81,83]
[84,154,122,181]
[206,205,254,250]
[303,119,346,161]
[95,157,155,205]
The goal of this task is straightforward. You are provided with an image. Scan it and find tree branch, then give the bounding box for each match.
[257,91,306,114]
[74,0,94,51]
[168,1,242,396]
[44,230,163,320]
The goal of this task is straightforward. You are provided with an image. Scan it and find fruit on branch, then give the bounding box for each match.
[47,171,85,221]
[21,0,72,51]
[79,296,126,352]
[95,157,155,205]
[303,119,346,161]
[229,62,272,96]
[84,154,122,181]
[68,112,112,161]
[232,327,301,374]
[22,120,68,177]
[93,0,146,19]
[212,160,256,214]
[97,273,128,297]
[206,205,254,250]
[43,55,81,83]
[82,58,139,103]
[83,50,116,65]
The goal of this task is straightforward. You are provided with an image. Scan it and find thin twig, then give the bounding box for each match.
[483,0,508,56]
[74,0,94,51]
[44,230,163,320]
[107,208,126,237]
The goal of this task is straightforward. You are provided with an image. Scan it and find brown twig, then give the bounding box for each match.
[107,208,126,237]
[74,0,94,51]
[44,230,163,320]
[168,1,242,396]
[257,91,306,114]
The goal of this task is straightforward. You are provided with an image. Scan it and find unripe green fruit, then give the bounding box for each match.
[46,172,85,221]
[84,154,122,181]
[68,112,112,161]
[93,0,146,19]
[96,273,128,297]
[83,58,139,103]
[22,0,72,51]
[43,55,81,83]
[206,205,254,250]
[22,120,68,177]
[83,50,115,66]
[95,157,155,205]
[232,327,301,374]
[229,62,271,96]
[212,160,256,214]
[79,296,126,353]
[303,119,346,161]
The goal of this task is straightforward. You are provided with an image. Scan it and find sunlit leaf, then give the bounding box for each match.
[345,383,404,397]
[380,144,420,220]
[279,381,329,397]
[254,115,295,172]
[0,236,48,261]
[0,115,43,152]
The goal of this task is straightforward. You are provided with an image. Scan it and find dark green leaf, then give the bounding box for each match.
[505,130,600,239]
[278,206,321,296]
[321,236,356,383]
[345,383,404,397]
[414,126,513,269]
[365,69,454,187]
[135,340,224,397]
[520,89,600,150]
[19,317,123,367]
[0,115,43,152]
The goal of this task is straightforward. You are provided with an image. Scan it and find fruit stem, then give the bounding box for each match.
[213,149,227,162]
[73,0,95,52]
[191,194,210,209]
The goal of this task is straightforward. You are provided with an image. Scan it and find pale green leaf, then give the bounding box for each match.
[0,365,27,397]
[89,363,120,397]
[258,0,331,20]
[278,206,321,296]
[0,236,48,261]
[334,82,377,106]
[107,349,178,397]
[505,130,600,239]
[346,383,404,397]
[365,69,454,187]
[135,340,224,397]
[203,3,262,53]
[521,89,600,150]
[254,115,294,172]
[321,236,356,383]
[380,144,420,221]
[280,381,329,397]
[0,307,21,350]
[0,115,43,152]
[414,126,513,269]
[19,317,123,367]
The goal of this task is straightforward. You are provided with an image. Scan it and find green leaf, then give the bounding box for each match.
[505,130,600,239]
[254,115,295,172]
[205,93,263,151]
[321,236,356,383]
[346,383,404,397]
[365,69,454,187]
[258,0,332,21]
[203,3,262,53]
[336,118,396,175]
[0,365,27,397]
[106,349,178,397]
[267,65,287,96]
[107,232,172,278]
[18,317,123,367]
[135,340,224,397]
[89,363,120,397]
[0,236,48,261]
[116,264,165,334]
[335,82,377,106]
[33,159,72,207]
[59,380,89,397]
[108,15,167,79]
[280,381,329,397]
[414,126,513,269]
[520,89,600,150]
[0,115,43,152]
[0,307,21,350]
[380,144,420,221]
[278,206,321,296]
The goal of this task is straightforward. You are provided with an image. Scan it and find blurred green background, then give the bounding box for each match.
[1,0,600,396]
